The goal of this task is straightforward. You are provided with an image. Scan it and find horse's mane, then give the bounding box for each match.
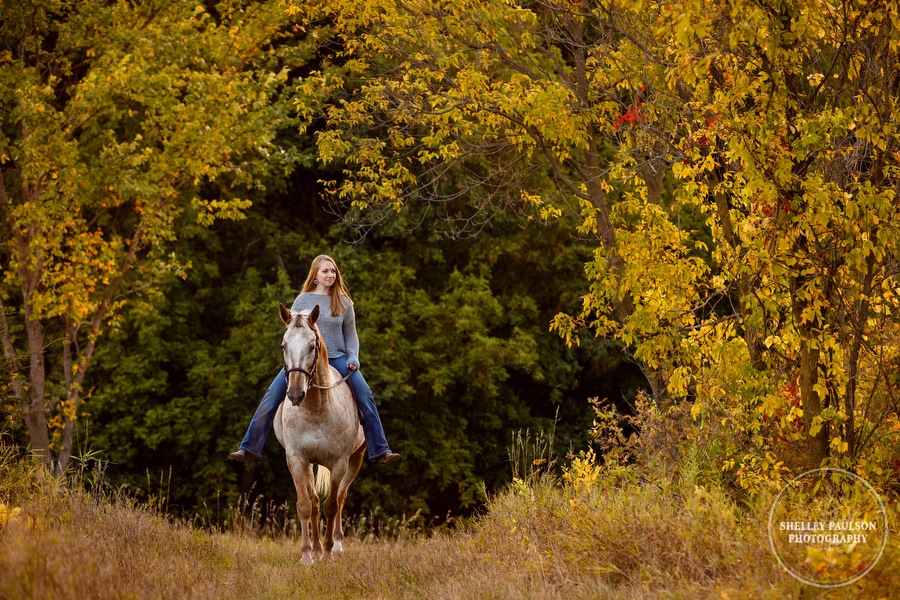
[314,323,330,366]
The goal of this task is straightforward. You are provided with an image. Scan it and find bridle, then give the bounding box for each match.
[283,324,352,392]
[284,324,322,393]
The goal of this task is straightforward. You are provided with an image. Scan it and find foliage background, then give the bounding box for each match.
[75,173,646,520]
[3,0,899,528]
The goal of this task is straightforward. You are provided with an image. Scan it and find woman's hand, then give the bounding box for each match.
[348,363,358,371]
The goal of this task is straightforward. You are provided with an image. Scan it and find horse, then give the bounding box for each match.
[273,303,366,564]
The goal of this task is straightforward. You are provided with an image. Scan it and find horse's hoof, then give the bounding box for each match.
[300,553,314,565]
[332,540,343,553]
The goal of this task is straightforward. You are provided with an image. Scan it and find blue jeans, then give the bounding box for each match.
[238,357,392,461]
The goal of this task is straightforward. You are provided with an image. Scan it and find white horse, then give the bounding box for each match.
[273,304,366,564]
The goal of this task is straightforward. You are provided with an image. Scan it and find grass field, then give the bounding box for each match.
[1,442,897,599]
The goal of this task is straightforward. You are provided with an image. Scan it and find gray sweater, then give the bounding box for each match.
[291,293,360,368]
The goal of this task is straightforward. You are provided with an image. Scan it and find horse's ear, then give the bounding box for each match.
[279,304,292,326]
[308,304,320,325]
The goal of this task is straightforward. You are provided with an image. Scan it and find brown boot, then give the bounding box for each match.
[372,452,400,467]
[229,449,257,464]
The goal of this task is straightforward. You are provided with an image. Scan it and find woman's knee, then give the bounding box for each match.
[348,370,372,392]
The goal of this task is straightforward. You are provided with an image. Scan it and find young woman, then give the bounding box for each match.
[230,254,400,467]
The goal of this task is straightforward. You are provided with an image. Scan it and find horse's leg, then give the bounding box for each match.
[332,442,366,554]
[322,458,348,556]
[306,464,323,560]
[287,454,315,565]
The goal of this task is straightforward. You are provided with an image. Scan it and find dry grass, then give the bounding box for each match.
[474,474,899,599]
[1,441,897,599]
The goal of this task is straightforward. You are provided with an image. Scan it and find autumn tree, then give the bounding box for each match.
[289,0,701,401]
[652,0,900,476]
[288,0,900,479]
[0,0,305,472]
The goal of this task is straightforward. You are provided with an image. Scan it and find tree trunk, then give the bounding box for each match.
[22,310,52,469]
[707,170,765,370]
[845,252,876,457]
[797,337,828,467]
[640,145,666,206]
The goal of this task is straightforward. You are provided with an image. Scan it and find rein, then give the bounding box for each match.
[310,370,353,390]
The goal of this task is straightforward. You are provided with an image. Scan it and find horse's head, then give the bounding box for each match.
[279,303,321,406]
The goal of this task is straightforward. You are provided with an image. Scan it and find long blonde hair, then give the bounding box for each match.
[300,254,353,316]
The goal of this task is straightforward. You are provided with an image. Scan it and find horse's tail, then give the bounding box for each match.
[314,465,331,499]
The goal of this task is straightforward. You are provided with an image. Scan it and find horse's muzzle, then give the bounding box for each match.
[287,389,306,406]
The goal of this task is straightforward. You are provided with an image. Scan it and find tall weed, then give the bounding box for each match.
[508,415,559,487]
